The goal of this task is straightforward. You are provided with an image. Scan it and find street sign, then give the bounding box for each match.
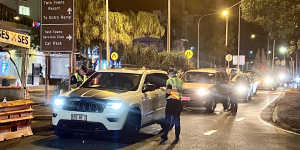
[111,52,119,61]
[225,54,232,62]
[41,0,74,52]
[233,55,245,65]
[0,27,30,49]
[184,50,193,59]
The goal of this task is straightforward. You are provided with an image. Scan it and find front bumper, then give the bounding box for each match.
[181,93,212,107]
[52,108,128,131]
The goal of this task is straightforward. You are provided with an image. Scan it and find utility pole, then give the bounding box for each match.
[167,0,171,53]
[272,40,276,71]
[106,0,110,69]
[237,6,241,71]
[225,16,229,47]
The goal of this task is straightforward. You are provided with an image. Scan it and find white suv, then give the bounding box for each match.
[52,68,168,137]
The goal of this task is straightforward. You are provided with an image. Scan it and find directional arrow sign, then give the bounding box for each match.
[67,8,72,15]
[66,34,72,40]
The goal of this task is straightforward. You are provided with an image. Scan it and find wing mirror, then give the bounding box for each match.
[143,83,155,92]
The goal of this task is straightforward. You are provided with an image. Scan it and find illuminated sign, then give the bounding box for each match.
[0,28,31,49]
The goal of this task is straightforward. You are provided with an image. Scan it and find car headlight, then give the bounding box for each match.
[197,88,209,96]
[264,77,273,84]
[54,98,64,106]
[279,73,287,80]
[106,102,123,110]
[236,85,247,93]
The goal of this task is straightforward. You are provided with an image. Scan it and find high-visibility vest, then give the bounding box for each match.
[166,77,183,100]
[74,73,83,82]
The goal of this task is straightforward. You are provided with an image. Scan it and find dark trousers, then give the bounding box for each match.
[162,113,181,139]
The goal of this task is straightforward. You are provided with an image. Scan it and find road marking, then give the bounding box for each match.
[235,117,245,122]
[203,130,217,136]
[258,92,300,136]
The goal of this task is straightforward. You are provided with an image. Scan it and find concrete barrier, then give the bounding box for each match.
[0,100,33,141]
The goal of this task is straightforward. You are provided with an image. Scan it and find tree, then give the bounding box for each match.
[75,0,165,49]
[241,0,298,39]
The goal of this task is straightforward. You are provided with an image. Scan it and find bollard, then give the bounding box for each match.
[0,100,33,141]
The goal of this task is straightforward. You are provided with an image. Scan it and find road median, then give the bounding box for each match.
[272,89,300,134]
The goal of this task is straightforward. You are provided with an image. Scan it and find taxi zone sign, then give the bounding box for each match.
[0,28,30,49]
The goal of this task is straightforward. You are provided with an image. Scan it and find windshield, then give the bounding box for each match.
[183,72,216,84]
[82,72,142,91]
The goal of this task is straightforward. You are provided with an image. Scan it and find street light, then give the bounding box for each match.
[196,9,228,68]
[197,12,217,68]
[279,46,288,67]
[250,34,256,39]
[13,16,20,21]
[221,10,229,47]
[279,46,287,54]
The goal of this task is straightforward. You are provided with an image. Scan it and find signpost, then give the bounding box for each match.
[185,50,193,69]
[225,54,232,75]
[41,0,74,104]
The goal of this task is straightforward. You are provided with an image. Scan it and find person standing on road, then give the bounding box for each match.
[161,68,184,144]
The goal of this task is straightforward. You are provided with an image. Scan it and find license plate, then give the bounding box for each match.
[71,114,87,121]
[181,97,191,101]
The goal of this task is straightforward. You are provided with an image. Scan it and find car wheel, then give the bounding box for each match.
[54,128,72,139]
[207,100,216,113]
[121,108,141,137]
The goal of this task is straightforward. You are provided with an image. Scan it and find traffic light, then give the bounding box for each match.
[189,46,195,50]
[249,50,254,55]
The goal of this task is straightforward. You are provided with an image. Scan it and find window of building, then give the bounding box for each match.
[19,6,30,16]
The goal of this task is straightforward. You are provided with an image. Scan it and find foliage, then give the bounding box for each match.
[29,27,40,49]
[241,0,298,39]
[122,44,191,71]
[75,0,165,48]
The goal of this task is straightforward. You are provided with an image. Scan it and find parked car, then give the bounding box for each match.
[52,68,168,138]
[181,68,231,113]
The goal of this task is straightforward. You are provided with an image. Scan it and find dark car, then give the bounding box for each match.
[181,69,231,113]
[231,73,254,102]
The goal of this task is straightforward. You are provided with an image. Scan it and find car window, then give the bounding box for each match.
[82,72,142,91]
[183,72,216,84]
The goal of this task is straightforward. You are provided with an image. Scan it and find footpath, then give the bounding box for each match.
[272,89,300,133]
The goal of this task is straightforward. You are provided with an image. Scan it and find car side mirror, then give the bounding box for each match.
[143,84,155,93]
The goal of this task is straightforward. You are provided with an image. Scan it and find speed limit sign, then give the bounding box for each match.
[225,54,233,62]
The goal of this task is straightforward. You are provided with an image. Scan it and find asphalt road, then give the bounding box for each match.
[1,91,300,150]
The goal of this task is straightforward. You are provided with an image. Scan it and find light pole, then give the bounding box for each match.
[197,12,217,68]
[237,6,241,71]
[221,10,229,47]
[167,0,171,53]
[106,0,110,69]
[197,10,228,68]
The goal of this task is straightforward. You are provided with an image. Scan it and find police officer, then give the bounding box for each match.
[161,68,184,144]
[71,66,87,87]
